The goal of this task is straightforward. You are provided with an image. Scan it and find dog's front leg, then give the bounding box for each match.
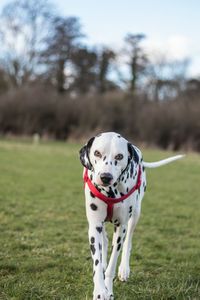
[105,224,127,298]
[102,225,108,271]
[88,222,109,300]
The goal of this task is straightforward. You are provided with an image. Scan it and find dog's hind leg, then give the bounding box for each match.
[118,200,141,282]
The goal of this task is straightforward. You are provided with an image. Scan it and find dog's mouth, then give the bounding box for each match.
[101,182,110,187]
[98,179,118,188]
[95,179,113,188]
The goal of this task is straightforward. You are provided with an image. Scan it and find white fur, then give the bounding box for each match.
[143,154,184,168]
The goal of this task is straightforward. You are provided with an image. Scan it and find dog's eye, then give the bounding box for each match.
[94,150,102,158]
[115,154,124,160]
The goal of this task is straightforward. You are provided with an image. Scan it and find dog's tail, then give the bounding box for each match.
[143,154,185,168]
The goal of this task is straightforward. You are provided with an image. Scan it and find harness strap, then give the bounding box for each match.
[84,166,142,221]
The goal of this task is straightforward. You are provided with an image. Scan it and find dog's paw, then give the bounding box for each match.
[93,288,110,300]
[118,264,130,281]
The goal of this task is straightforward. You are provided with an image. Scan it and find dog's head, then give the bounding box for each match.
[79,132,138,187]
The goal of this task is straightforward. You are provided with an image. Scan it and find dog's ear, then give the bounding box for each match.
[79,137,95,170]
[127,143,139,164]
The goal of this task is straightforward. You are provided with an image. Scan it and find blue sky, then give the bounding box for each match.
[1,0,200,76]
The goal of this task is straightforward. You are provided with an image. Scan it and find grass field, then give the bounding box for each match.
[0,139,200,300]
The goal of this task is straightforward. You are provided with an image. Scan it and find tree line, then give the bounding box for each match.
[0,0,200,151]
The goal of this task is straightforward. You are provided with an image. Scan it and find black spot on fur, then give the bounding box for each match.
[126,187,129,192]
[90,203,98,210]
[90,191,95,198]
[90,244,96,255]
[96,226,102,233]
[105,162,108,165]
[117,135,121,138]
[114,189,118,195]
[97,295,100,299]
[110,161,112,165]
[103,156,106,161]
[91,237,95,244]
[129,206,133,213]
[114,226,117,232]
[108,187,115,198]
[142,165,145,172]
[90,174,93,180]
[94,184,101,192]
[117,243,121,251]
[113,182,117,187]
[120,193,124,197]
[115,160,118,166]
[95,259,99,266]
[117,237,121,244]
[99,243,102,250]
[123,229,126,233]
[127,172,129,179]
[144,185,147,192]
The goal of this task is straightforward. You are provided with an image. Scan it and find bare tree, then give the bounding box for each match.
[0,0,53,87]
[124,33,148,94]
[40,16,84,93]
[145,55,190,101]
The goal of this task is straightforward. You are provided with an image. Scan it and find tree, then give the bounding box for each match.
[145,55,190,101]
[40,16,84,93]
[71,47,98,94]
[0,0,53,87]
[0,68,9,93]
[97,47,116,93]
[124,33,148,94]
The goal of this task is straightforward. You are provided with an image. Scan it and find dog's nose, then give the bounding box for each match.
[100,173,113,185]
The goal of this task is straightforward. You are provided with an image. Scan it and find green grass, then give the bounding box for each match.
[0,139,200,300]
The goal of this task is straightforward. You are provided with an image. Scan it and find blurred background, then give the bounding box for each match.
[0,0,200,150]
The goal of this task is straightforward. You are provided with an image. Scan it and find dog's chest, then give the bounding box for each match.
[111,194,137,224]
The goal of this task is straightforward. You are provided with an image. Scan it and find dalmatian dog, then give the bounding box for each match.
[79,132,183,300]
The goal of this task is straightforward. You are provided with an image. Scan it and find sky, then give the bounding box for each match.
[0,0,200,76]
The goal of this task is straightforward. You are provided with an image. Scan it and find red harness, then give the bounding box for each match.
[84,166,142,221]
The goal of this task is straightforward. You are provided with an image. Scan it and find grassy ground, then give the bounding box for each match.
[0,139,199,300]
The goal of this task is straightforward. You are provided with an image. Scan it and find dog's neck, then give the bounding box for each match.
[88,160,139,198]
